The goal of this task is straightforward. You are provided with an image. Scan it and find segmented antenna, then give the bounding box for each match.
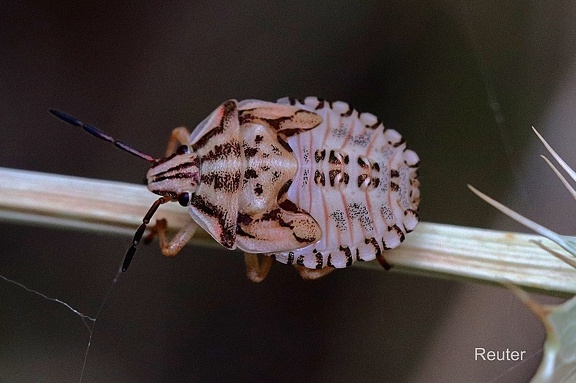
[49,109,163,271]
[49,109,157,163]
[123,197,168,271]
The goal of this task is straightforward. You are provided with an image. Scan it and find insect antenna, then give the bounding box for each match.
[49,109,167,271]
[49,109,157,163]
[123,197,168,271]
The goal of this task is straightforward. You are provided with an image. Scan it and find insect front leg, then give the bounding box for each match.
[146,217,198,257]
[295,265,335,280]
[164,127,192,156]
[243,253,274,283]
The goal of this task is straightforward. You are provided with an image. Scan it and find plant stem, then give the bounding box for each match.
[1,167,574,296]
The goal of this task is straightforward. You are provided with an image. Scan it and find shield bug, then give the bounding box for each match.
[50,97,420,281]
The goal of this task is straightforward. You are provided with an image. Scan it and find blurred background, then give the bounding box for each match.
[1,1,574,382]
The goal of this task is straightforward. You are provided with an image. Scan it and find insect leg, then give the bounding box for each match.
[375,253,392,270]
[294,265,335,280]
[164,127,192,156]
[243,253,274,283]
[149,217,198,257]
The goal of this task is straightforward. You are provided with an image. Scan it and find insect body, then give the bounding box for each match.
[50,97,420,281]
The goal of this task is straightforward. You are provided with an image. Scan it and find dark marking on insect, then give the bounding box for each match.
[276,135,293,153]
[314,170,325,186]
[390,182,399,192]
[261,208,283,222]
[146,158,200,182]
[392,137,406,148]
[392,224,406,242]
[329,210,348,231]
[329,150,341,165]
[191,101,236,150]
[236,225,256,239]
[201,170,241,193]
[302,147,310,163]
[150,171,193,184]
[358,157,369,168]
[272,170,281,182]
[355,247,362,261]
[404,209,419,232]
[382,237,391,250]
[366,119,382,130]
[380,205,393,220]
[244,168,258,179]
[190,194,235,248]
[314,251,324,269]
[329,169,341,187]
[302,168,309,185]
[200,141,241,162]
[244,146,259,158]
[277,179,293,200]
[340,246,353,267]
[259,115,292,132]
[357,174,369,188]
[237,212,253,225]
[149,158,199,177]
[293,232,318,244]
[353,133,372,147]
[341,107,353,117]
[347,202,373,231]
[314,149,326,163]
[279,198,299,213]
[367,237,382,258]
[327,254,335,267]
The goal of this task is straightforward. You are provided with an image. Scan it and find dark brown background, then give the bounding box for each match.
[1,1,574,382]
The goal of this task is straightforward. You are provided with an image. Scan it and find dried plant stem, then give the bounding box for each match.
[1,167,575,296]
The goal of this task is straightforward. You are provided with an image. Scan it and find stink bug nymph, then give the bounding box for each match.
[50,97,420,282]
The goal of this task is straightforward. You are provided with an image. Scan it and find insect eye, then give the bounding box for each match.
[176,145,190,155]
[177,192,192,206]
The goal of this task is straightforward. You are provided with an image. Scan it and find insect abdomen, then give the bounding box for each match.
[272,97,420,268]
